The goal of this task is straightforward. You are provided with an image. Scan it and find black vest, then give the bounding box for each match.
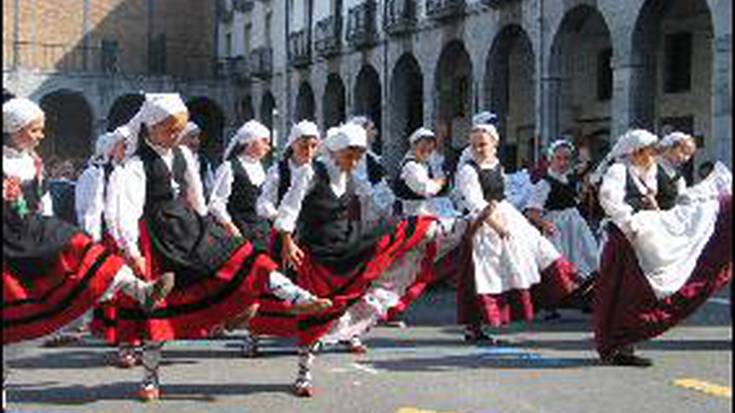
[623,166,680,212]
[656,166,681,211]
[366,152,385,185]
[467,160,505,202]
[394,158,433,201]
[227,158,261,227]
[542,174,578,210]
[137,140,189,214]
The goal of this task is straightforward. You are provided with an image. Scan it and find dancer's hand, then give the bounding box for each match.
[224,221,242,238]
[3,177,21,202]
[131,255,147,277]
[541,220,556,236]
[282,233,305,268]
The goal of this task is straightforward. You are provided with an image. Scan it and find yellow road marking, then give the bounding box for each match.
[673,378,732,399]
[396,408,456,413]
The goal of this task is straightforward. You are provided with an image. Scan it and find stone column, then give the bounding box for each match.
[712,34,732,167]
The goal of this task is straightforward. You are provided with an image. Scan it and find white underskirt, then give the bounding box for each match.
[544,208,599,278]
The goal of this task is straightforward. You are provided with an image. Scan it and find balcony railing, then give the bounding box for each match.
[384,0,418,35]
[480,0,521,8]
[288,29,311,67]
[314,15,342,58]
[213,56,249,82]
[347,0,378,49]
[425,0,465,20]
[249,46,273,79]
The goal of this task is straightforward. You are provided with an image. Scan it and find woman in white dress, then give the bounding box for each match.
[524,139,599,315]
[455,123,579,343]
[592,129,731,366]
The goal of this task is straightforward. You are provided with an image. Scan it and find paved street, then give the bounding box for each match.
[5,287,731,413]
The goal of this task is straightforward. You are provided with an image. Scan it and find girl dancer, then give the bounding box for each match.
[209,120,272,249]
[103,93,331,400]
[2,97,174,408]
[454,123,579,343]
[592,129,731,366]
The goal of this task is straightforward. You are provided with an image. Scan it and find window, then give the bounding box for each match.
[148,34,166,75]
[225,32,232,57]
[664,32,692,93]
[597,48,612,101]
[265,12,272,46]
[101,38,118,73]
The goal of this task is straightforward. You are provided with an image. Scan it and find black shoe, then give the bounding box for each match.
[604,352,652,367]
[464,329,509,345]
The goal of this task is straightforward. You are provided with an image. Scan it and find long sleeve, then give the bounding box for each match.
[207,161,235,225]
[74,166,105,241]
[104,165,126,246]
[455,164,489,216]
[180,146,207,216]
[401,161,442,197]
[598,163,635,234]
[525,179,551,211]
[40,191,54,217]
[273,164,315,233]
[117,158,147,258]
[256,162,280,220]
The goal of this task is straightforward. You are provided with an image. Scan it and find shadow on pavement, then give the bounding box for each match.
[8,382,292,405]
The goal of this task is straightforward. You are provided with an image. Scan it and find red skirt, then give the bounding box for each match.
[3,232,125,344]
[593,196,732,359]
[248,216,436,345]
[89,232,127,343]
[97,221,277,344]
[456,234,579,327]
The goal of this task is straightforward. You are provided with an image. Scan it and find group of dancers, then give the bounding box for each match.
[3,92,731,406]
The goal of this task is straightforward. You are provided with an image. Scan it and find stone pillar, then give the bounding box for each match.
[539,74,561,147]
[712,34,732,167]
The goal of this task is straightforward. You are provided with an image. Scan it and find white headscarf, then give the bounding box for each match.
[347,115,372,129]
[408,127,436,145]
[472,111,497,126]
[178,121,200,140]
[286,120,319,148]
[3,97,45,134]
[125,93,188,156]
[589,129,658,185]
[324,123,367,152]
[457,123,500,166]
[659,131,692,148]
[223,119,271,160]
[94,125,132,162]
[546,139,575,159]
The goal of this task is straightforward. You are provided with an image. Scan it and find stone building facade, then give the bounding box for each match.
[217,0,731,176]
[2,0,236,162]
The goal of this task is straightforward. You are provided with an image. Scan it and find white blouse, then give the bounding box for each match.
[75,163,106,241]
[273,156,370,233]
[598,162,658,235]
[525,170,571,211]
[104,164,127,246]
[257,158,308,221]
[208,155,266,226]
[455,159,502,217]
[116,142,206,258]
[3,146,53,216]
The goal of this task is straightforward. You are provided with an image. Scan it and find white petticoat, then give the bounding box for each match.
[627,162,731,299]
[320,217,467,344]
[472,200,561,295]
[544,208,599,278]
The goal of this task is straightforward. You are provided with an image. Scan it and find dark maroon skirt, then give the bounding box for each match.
[456,232,579,327]
[593,195,732,358]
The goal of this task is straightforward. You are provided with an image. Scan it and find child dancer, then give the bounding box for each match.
[103,93,331,400]
[454,122,579,343]
[2,97,175,409]
[592,129,731,366]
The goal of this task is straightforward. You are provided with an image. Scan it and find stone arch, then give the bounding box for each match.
[322,73,346,129]
[38,89,94,161]
[388,53,423,175]
[434,39,473,158]
[484,24,536,171]
[186,96,226,161]
[295,81,316,122]
[107,93,144,131]
[548,5,613,155]
[630,0,714,176]
[353,64,382,153]
[259,91,277,130]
